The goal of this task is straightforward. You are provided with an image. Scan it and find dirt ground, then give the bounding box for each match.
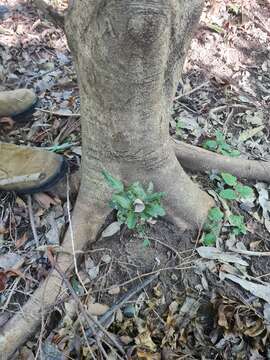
[0,1,270,359]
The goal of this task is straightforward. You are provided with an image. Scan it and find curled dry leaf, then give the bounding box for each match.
[134,199,145,213]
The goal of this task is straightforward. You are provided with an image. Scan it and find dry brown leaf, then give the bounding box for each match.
[33,193,58,209]
[137,349,161,360]
[0,116,15,129]
[87,303,109,316]
[15,232,28,249]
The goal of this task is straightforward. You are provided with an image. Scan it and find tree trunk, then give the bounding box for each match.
[0,1,214,357]
[65,0,213,229]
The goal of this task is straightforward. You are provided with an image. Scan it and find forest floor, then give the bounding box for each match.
[0,0,270,359]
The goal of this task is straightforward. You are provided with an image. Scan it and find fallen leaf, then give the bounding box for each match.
[0,253,24,270]
[87,303,109,316]
[0,116,15,129]
[15,232,28,249]
[134,199,145,213]
[85,257,99,280]
[238,125,264,142]
[33,193,58,209]
[0,271,7,292]
[197,246,249,266]
[222,273,270,303]
[102,221,121,237]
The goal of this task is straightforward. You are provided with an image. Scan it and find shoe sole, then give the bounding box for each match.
[17,158,69,194]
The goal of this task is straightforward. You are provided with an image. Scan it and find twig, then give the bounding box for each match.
[95,263,195,293]
[47,250,127,358]
[229,248,270,257]
[35,108,81,118]
[86,274,158,338]
[66,175,87,293]
[27,195,39,248]
[174,81,209,101]
[209,103,254,119]
[148,237,182,261]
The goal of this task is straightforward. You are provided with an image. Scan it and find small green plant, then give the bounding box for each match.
[175,120,185,136]
[202,207,224,246]
[202,207,247,246]
[217,172,254,201]
[203,130,240,157]
[228,214,247,236]
[102,171,166,242]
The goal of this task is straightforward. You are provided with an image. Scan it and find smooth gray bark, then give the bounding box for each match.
[65,0,213,228]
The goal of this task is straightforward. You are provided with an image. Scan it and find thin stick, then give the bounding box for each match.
[66,175,87,293]
[47,250,126,357]
[229,248,270,257]
[174,81,209,101]
[86,274,158,338]
[27,195,39,248]
[96,263,195,293]
[35,108,81,118]
[148,236,182,260]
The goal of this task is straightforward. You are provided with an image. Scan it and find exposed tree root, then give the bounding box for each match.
[0,197,110,358]
[173,140,270,182]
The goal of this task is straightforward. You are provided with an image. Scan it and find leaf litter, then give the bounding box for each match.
[0,0,270,359]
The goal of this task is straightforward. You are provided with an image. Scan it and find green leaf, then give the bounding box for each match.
[112,194,132,209]
[228,214,244,227]
[102,170,124,193]
[228,215,247,235]
[208,23,224,34]
[219,148,233,157]
[228,149,241,157]
[203,140,218,151]
[128,182,147,200]
[221,172,238,187]
[127,212,137,229]
[143,238,151,247]
[208,207,224,222]
[146,203,166,217]
[215,130,226,144]
[146,192,166,202]
[203,232,217,246]
[235,184,254,199]
[219,189,238,200]
[219,142,232,151]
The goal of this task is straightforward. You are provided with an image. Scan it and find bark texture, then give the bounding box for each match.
[173,140,270,182]
[65,0,213,229]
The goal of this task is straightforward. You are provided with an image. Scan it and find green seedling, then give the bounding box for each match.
[217,172,254,201]
[203,130,240,157]
[202,207,224,246]
[175,120,185,136]
[228,214,247,236]
[102,171,166,243]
